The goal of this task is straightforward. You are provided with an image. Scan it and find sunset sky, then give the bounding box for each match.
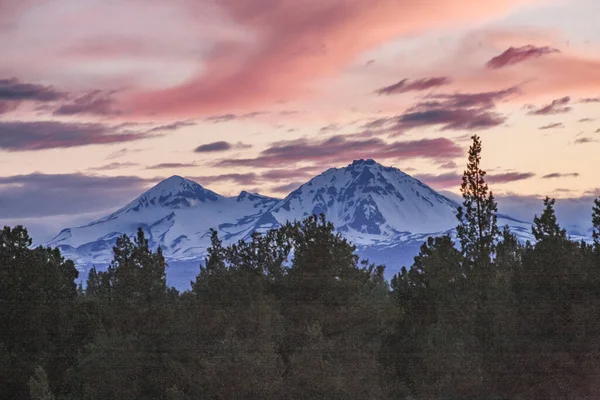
[1,0,599,241]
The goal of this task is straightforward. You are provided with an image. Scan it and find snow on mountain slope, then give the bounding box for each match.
[47,176,279,263]
[251,159,460,246]
[46,160,557,287]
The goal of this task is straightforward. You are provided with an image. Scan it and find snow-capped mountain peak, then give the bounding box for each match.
[261,159,459,241]
[128,175,221,211]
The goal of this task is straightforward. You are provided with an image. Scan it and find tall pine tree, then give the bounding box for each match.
[455,135,502,390]
[456,135,500,269]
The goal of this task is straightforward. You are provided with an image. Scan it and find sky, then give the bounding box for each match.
[1,0,599,242]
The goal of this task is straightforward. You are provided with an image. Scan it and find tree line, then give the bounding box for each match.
[1,135,600,399]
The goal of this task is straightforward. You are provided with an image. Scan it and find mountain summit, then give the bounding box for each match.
[252,159,459,244]
[47,160,533,283]
[130,175,221,209]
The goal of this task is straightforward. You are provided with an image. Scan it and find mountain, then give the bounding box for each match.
[48,175,279,264]
[251,159,459,240]
[47,160,548,288]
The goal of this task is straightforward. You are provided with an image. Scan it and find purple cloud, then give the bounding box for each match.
[487,172,536,184]
[215,135,462,168]
[0,77,65,102]
[147,121,196,132]
[486,45,560,69]
[374,77,452,95]
[398,108,505,131]
[542,172,579,179]
[106,148,145,160]
[415,170,535,189]
[579,97,600,103]
[53,90,121,116]
[575,137,597,144]
[204,112,268,124]
[368,87,519,135]
[528,96,571,115]
[0,121,153,151]
[538,122,564,130]
[194,141,252,153]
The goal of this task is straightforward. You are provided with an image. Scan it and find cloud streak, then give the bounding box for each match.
[415,171,535,189]
[374,77,452,95]
[215,135,463,168]
[204,112,268,124]
[542,172,579,179]
[0,78,65,114]
[0,77,65,102]
[486,45,560,69]
[528,96,571,115]
[365,87,518,135]
[194,141,252,153]
[146,163,197,170]
[53,90,122,116]
[538,122,564,130]
[575,137,597,144]
[0,121,152,151]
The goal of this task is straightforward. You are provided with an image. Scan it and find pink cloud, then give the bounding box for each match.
[128,0,539,117]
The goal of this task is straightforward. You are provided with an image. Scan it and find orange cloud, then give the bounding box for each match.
[129,0,540,117]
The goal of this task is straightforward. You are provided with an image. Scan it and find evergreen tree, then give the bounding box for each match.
[592,197,600,247]
[495,226,520,271]
[389,236,480,396]
[0,226,78,398]
[200,228,227,276]
[109,228,167,303]
[511,197,585,397]
[456,135,500,267]
[532,197,566,241]
[454,135,501,389]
